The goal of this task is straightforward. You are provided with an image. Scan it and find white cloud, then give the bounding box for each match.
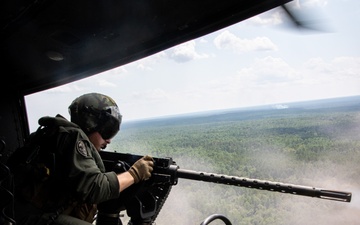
[246,10,283,26]
[332,56,360,78]
[303,56,360,81]
[97,79,117,87]
[168,40,209,63]
[236,56,299,85]
[214,30,278,53]
[129,88,169,102]
[134,51,167,67]
[199,38,208,43]
[137,63,153,71]
[300,0,328,8]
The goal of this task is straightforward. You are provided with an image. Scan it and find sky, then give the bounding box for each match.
[25,0,360,132]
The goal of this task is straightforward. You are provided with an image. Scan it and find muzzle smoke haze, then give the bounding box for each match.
[154,151,359,225]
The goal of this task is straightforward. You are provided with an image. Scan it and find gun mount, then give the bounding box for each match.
[97,151,352,225]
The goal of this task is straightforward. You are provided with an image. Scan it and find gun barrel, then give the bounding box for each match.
[176,169,352,202]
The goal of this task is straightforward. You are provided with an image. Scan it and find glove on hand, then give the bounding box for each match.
[128,155,154,183]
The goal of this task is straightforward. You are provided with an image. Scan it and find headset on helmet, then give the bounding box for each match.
[68,93,122,139]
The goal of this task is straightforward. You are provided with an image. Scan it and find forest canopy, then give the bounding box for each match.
[109,97,360,225]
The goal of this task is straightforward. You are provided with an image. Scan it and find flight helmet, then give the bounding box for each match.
[68,93,122,139]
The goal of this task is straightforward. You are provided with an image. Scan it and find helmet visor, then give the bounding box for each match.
[97,106,122,139]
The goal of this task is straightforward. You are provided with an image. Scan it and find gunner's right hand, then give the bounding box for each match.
[128,155,154,183]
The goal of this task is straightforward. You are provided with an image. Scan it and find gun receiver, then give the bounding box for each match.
[97,151,352,225]
[100,151,351,202]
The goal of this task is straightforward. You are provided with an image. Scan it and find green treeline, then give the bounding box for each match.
[110,107,360,225]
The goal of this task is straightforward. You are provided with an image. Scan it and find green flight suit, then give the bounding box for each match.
[12,115,120,225]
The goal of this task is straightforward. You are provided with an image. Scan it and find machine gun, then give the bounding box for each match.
[97,151,352,225]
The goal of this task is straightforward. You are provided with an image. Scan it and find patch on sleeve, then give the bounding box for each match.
[76,140,88,157]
